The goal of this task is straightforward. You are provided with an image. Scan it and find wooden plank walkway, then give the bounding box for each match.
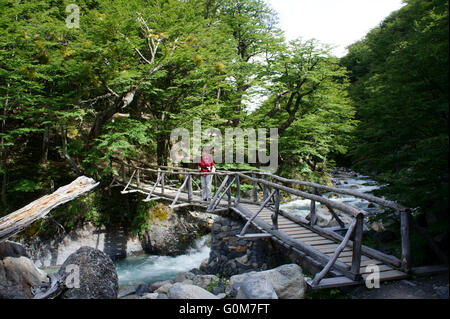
[118,177,408,289]
[236,203,407,287]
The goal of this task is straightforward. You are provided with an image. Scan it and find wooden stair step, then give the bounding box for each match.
[362,269,407,281]
[302,238,335,245]
[236,233,273,240]
[307,277,359,290]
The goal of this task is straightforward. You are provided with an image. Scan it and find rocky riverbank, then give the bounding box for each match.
[15,207,216,268]
[118,263,306,299]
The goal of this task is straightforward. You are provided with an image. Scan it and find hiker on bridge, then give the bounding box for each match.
[198,150,215,201]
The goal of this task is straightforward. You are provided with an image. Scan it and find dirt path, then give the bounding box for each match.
[349,273,448,299]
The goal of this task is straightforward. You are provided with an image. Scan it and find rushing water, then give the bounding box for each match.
[280,171,385,221]
[40,170,383,288]
[114,235,211,287]
[113,170,384,287]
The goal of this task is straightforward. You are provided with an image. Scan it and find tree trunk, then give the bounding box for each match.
[1,82,10,211]
[41,125,49,163]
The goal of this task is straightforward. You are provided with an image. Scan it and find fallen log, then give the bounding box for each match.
[0,176,99,243]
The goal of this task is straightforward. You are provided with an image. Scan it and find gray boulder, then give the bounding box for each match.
[57,246,118,299]
[155,282,173,294]
[150,280,173,291]
[193,274,219,289]
[135,284,152,295]
[227,264,306,299]
[235,277,278,299]
[168,283,219,299]
[141,209,209,256]
[0,241,48,299]
[175,271,196,283]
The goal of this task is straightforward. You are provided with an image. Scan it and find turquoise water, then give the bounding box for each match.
[114,235,211,287]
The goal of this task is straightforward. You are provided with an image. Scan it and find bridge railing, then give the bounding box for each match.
[109,159,425,285]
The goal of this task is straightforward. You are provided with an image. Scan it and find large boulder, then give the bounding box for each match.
[227,264,306,299]
[0,241,48,299]
[235,276,278,299]
[141,209,210,256]
[168,283,219,299]
[57,246,118,299]
[193,274,219,289]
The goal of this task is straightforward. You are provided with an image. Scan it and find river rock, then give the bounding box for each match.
[141,209,210,256]
[175,271,196,282]
[235,276,278,299]
[227,264,306,299]
[167,283,219,299]
[135,283,152,295]
[193,274,219,289]
[18,223,143,268]
[118,286,136,299]
[57,246,119,299]
[0,241,48,299]
[150,280,173,291]
[140,293,160,299]
[155,282,173,294]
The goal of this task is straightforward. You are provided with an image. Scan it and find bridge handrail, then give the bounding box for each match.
[237,172,366,219]
[111,158,417,275]
[111,158,407,213]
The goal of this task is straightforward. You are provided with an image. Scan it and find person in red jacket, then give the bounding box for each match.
[198,150,215,201]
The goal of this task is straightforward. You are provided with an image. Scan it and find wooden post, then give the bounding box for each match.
[351,214,364,280]
[214,174,217,196]
[271,189,280,230]
[252,173,257,202]
[187,174,192,202]
[136,169,140,188]
[235,174,240,204]
[310,187,317,226]
[227,179,231,207]
[262,175,268,201]
[401,209,412,273]
[161,172,165,195]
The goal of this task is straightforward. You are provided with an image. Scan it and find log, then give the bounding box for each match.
[239,190,276,236]
[351,214,364,278]
[169,175,189,209]
[207,175,229,212]
[238,173,365,218]
[187,174,193,202]
[400,210,412,273]
[272,189,280,230]
[251,172,406,212]
[252,174,257,202]
[0,176,99,243]
[312,218,357,287]
[235,174,240,204]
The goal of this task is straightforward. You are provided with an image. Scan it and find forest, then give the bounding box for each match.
[0,0,448,262]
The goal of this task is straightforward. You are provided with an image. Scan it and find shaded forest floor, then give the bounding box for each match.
[350,272,449,299]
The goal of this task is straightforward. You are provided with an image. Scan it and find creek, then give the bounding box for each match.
[113,169,384,287]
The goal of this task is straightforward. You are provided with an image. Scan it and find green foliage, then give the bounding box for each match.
[130,201,171,238]
[305,287,351,299]
[0,0,356,228]
[204,274,229,294]
[342,0,449,222]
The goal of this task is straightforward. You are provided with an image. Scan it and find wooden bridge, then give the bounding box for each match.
[110,159,448,290]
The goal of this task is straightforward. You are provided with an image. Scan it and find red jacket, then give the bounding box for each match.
[198,154,214,176]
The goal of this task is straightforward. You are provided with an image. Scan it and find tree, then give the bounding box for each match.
[341,0,449,222]
[248,39,356,181]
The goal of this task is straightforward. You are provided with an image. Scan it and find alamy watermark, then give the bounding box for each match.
[170,120,278,172]
[64,264,80,288]
[365,264,380,289]
[65,4,80,29]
